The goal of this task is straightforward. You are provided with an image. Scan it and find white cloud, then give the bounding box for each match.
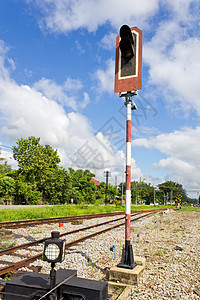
[0,80,69,146]
[75,40,86,54]
[80,92,90,109]
[145,34,200,112]
[99,32,117,50]
[0,40,9,55]
[143,1,200,114]
[33,77,90,110]
[95,59,115,93]
[154,157,200,188]
[0,41,11,81]
[0,149,18,170]
[64,78,83,91]
[133,126,200,161]
[0,41,90,149]
[0,40,144,183]
[31,0,200,119]
[34,0,159,33]
[162,0,200,22]
[133,126,200,188]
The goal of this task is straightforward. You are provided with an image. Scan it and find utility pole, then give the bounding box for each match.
[104,171,111,205]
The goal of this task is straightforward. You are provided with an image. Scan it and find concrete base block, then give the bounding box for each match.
[109,256,146,285]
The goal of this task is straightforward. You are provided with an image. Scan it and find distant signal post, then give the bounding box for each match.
[114,25,142,269]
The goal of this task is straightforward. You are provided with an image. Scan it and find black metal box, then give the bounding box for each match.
[59,277,108,300]
[3,269,109,300]
[3,269,77,300]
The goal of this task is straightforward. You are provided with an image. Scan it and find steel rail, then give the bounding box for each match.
[0,209,165,256]
[0,208,167,229]
[0,214,129,256]
[0,211,155,276]
[0,211,125,229]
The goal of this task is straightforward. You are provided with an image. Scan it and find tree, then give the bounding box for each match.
[108,184,118,202]
[14,175,42,205]
[0,153,14,203]
[118,182,126,195]
[0,155,12,175]
[157,181,189,204]
[12,136,60,187]
[118,180,155,205]
[0,175,15,200]
[11,137,102,205]
[131,181,154,205]
[68,168,96,204]
[42,167,71,204]
[12,136,61,203]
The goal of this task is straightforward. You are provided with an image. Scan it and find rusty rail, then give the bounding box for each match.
[0,208,168,229]
[0,211,125,229]
[0,211,157,276]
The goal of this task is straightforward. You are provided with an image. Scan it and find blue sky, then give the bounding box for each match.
[0,0,200,195]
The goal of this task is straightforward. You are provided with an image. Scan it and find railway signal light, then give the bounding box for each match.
[43,231,65,263]
[114,25,142,93]
[119,25,134,59]
[43,231,66,292]
[119,25,136,77]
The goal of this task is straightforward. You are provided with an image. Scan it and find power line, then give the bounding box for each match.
[0,144,12,149]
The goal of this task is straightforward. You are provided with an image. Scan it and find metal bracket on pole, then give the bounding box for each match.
[120,91,138,110]
[117,240,137,269]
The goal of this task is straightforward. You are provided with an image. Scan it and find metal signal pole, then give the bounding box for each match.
[114,24,142,269]
[117,92,137,269]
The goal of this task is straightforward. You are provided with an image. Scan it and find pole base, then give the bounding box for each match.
[117,240,137,269]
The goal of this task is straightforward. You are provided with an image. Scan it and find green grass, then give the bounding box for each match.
[132,205,172,210]
[0,238,16,249]
[0,205,123,222]
[154,249,168,256]
[0,204,171,223]
[178,206,200,212]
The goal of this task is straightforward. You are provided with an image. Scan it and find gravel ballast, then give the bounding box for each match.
[0,209,199,299]
[128,210,200,299]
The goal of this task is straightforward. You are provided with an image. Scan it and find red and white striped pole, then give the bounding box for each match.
[118,93,137,269]
[125,99,132,243]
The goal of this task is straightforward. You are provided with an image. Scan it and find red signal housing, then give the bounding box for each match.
[114,26,142,94]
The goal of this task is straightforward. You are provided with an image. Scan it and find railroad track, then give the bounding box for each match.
[0,208,165,229]
[0,209,166,277]
[0,211,126,229]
